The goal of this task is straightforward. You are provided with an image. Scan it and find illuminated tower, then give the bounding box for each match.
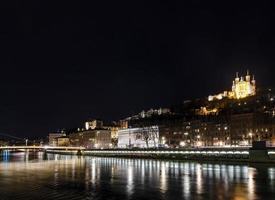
[232,80,235,92]
[235,72,240,83]
[251,75,256,94]
[245,70,250,82]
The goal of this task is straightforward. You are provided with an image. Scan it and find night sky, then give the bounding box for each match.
[1,1,275,138]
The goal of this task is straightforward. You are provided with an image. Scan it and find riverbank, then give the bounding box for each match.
[45,147,275,163]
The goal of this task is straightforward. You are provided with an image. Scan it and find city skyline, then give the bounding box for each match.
[1,68,269,139]
[1,1,275,138]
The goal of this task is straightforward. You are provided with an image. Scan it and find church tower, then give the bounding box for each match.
[245,70,251,82]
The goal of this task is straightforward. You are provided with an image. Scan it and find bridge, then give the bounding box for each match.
[0,132,84,151]
[0,146,85,150]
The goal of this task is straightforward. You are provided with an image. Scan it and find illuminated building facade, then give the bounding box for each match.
[57,136,70,146]
[208,71,256,101]
[125,108,171,120]
[232,71,256,99]
[197,107,218,116]
[48,132,66,146]
[117,126,159,148]
[69,129,111,149]
[158,120,230,148]
[85,119,103,130]
[230,113,275,146]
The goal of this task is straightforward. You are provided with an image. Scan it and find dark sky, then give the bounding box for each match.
[1,1,275,138]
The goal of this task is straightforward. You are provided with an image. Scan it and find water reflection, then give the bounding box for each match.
[0,152,275,199]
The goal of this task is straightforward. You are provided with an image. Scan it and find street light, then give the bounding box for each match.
[180,141,185,147]
[161,137,166,145]
[248,132,253,145]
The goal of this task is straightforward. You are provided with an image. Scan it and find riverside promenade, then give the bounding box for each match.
[45,142,275,163]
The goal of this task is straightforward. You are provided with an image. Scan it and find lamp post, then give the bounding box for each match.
[161,136,166,147]
[248,132,253,145]
[196,135,201,147]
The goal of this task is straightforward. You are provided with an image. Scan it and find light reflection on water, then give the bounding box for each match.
[0,152,275,200]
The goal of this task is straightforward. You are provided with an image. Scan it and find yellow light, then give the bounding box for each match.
[196,141,202,147]
[208,72,256,101]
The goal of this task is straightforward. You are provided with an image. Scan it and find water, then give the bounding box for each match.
[0,151,275,200]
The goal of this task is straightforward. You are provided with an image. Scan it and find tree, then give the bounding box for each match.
[136,126,159,148]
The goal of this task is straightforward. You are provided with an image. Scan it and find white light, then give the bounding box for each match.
[180,141,186,146]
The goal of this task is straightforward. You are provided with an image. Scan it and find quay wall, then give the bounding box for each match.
[45,147,275,163]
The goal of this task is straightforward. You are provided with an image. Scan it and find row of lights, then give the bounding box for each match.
[162,130,254,147]
[85,150,249,155]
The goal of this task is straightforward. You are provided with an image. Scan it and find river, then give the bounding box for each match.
[0,151,275,200]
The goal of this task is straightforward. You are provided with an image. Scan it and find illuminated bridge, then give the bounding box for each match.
[0,146,85,150]
[0,132,84,152]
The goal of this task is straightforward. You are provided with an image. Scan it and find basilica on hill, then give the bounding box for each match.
[208,71,256,101]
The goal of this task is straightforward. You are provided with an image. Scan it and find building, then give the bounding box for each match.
[85,119,103,130]
[0,140,8,146]
[158,120,230,148]
[209,71,256,101]
[102,122,121,140]
[57,136,70,146]
[48,132,66,146]
[117,126,159,148]
[125,108,171,120]
[230,113,254,146]
[69,129,111,149]
[230,112,275,146]
[72,120,128,148]
[232,71,256,99]
[118,120,128,129]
